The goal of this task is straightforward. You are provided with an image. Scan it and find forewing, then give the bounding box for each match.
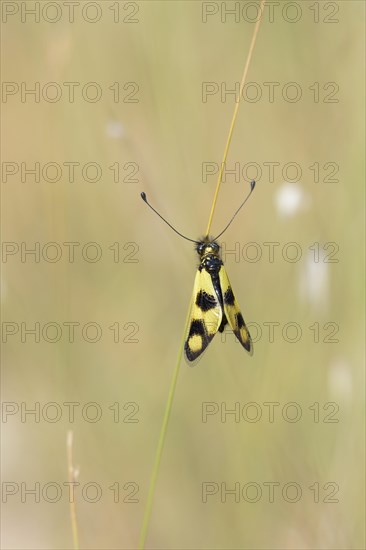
[219,266,253,355]
[184,268,222,364]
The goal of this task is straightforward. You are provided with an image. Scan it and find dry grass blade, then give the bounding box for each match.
[138,3,266,547]
[67,431,80,550]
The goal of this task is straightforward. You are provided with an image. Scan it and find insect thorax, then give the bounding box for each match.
[196,239,222,275]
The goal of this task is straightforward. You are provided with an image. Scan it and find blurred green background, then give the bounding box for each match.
[2,1,365,549]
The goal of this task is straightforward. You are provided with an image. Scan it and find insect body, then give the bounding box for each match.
[185,238,252,362]
[141,180,255,365]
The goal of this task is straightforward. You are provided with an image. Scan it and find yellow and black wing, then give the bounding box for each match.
[184,267,222,364]
[219,266,253,355]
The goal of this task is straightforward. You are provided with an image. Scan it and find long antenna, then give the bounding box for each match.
[213,180,256,240]
[141,182,255,244]
[140,192,198,244]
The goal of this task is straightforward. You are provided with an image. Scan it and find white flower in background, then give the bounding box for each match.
[275,183,329,312]
[328,359,353,404]
[299,249,329,313]
[275,182,311,218]
[106,120,125,139]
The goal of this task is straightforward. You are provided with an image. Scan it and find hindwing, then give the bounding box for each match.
[218,266,253,355]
